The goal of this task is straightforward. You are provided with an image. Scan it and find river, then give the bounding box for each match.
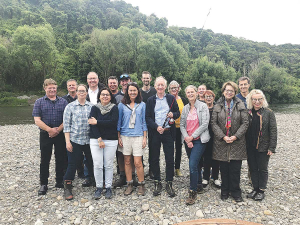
[0,104,299,126]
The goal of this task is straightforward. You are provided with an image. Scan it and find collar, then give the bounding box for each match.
[89,88,98,93]
[156,93,166,99]
[44,95,58,101]
[74,99,89,106]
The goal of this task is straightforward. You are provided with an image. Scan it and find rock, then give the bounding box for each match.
[74,218,81,224]
[227,207,234,213]
[73,201,79,206]
[163,219,170,225]
[57,214,63,220]
[264,210,273,215]
[57,196,63,200]
[89,205,94,212]
[81,199,89,204]
[142,204,150,211]
[35,219,43,225]
[51,194,57,198]
[135,215,141,221]
[196,210,204,218]
[85,202,91,207]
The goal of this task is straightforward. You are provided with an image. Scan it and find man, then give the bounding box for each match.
[32,79,68,195]
[140,71,157,103]
[86,72,105,105]
[107,76,119,96]
[62,79,78,103]
[236,76,251,107]
[146,76,180,197]
[115,73,131,104]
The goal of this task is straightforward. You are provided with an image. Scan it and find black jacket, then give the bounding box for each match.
[86,82,106,102]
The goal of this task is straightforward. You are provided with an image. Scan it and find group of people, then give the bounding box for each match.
[32,72,277,205]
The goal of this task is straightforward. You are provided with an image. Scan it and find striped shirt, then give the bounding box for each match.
[63,100,93,145]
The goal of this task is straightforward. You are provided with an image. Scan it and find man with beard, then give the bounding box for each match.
[140,71,157,103]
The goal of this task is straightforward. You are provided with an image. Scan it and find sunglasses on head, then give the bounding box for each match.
[120,74,129,79]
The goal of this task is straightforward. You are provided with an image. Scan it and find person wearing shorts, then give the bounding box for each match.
[117,82,147,196]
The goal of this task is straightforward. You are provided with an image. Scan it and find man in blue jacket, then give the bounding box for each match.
[146,76,180,197]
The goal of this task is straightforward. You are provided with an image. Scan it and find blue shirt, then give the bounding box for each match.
[236,93,247,108]
[117,102,147,136]
[63,100,93,145]
[32,95,68,128]
[154,94,170,128]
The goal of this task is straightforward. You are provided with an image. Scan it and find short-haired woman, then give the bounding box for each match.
[245,89,277,201]
[211,81,249,202]
[180,85,210,205]
[118,82,147,196]
[89,87,118,199]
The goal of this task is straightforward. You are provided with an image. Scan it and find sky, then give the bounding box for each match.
[122,0,300,45]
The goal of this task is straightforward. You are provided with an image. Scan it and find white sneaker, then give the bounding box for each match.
[214,179,221,188]
[202,179,208,187]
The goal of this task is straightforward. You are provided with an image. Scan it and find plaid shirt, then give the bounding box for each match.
[32,95,68,128]
[63,100,93,145]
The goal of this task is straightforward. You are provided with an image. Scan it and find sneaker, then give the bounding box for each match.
[213,179,221,188]
[153,180,162,196]
[186,190,197,205]
[175,169,183,177]
[247,190,258,199]
[202,179,208,188]
[94,188,103,200]
[165,181,175,197]
[105,188,113,199]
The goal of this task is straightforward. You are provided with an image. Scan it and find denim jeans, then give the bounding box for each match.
[63,141,94,181]
[90,139,118,188]
[185,139,206,191]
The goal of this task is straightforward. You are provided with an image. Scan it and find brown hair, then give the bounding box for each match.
[221,81,238,94]
[43,79,57,88]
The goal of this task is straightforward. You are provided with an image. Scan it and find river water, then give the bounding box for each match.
[0,104,299,126]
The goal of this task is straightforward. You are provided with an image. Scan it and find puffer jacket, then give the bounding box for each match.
[246,107,277,153]
[211,96,249,162]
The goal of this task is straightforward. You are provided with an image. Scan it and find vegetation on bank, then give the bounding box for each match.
[0,0,300,103]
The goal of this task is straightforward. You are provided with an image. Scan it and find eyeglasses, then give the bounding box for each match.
[128,82,137,85]
[87,77,97,80]
[252,98,263,102]
[170,87,178,90]
[225,89,234,94]
[100,94,110,97]
[120,74,130,79]
[77,90,86,93]
[205,95,213,99]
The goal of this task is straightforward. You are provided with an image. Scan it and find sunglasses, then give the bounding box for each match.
[120,74,130,79]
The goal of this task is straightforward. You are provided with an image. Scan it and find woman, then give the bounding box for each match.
[89,87,118,199]
[211,81,249,202]
[197,84,207,102]
[168,81,187,177]
[180,85,210,205]
[63,84,94,200]
[246,89,277,201]
[202,90,221,188]
[117,82,147,196]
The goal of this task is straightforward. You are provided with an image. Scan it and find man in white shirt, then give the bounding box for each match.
[86,72,105,105]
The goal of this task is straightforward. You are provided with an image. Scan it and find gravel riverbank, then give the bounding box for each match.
[0,113,299,225]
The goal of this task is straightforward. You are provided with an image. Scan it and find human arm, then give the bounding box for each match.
[268,110,277,153]
[142,131,147,148]
[89,106,102,139]
[190,103,210,139]
[145,97,159,130]
[211,105,227,141]
[34,117,59,138]
[64,132,73,152]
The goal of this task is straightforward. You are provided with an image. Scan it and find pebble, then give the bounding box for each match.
[142,204,150,211]
[196,210,204,218]
[264,210,273,215]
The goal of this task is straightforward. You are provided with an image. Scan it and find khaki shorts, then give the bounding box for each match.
[118,135,144,157]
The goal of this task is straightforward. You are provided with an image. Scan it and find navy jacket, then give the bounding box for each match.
[146,94,180,141]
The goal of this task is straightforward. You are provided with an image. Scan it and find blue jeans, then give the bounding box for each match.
[185,139,206,191]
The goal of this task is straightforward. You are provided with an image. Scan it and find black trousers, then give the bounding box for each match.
[203,140,220,180]
[149,130,174,181]
[247,147,270,190]
[219,160,242,198]
[39,131,67,185]
[175,128,182,169]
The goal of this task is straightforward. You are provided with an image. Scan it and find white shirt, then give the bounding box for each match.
[88,88,99,105]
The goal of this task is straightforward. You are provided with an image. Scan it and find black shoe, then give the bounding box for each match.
[82,178,95,187]
[247,190,258,199]
[38,185,48,195]
[221,193,229,201]
[133,175,139,187]
[105,188,113,199]
[233,196,243,202]
[254,192,265,201]
[166,181,175,197]
[197,184,204,194]
[77,172,85,179]
[153,180,162,196]
[55,182,64,188]
[113,175,126,188]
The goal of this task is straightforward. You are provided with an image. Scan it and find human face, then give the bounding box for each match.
[76,86,87,100]
[128,85,138,102]
[108,79,118,92]
[87,73,99,89]
[204,94,214,105]
[67,81,77,93]
[185,88,197,102]
[120,78,130,91]
[44,84,57,99]
[142,74,151,86]
[198,85,207,97]
[155,78,166,95]
[169,85,179,96]
[252,93,264,110]
[223,85,235,100]
[239,79,250,94]
[99,90,111,105]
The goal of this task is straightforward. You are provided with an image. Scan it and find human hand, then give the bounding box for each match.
[167,112,173,118]
[88,117,97,125]
[118,137,123,147]
[185,136,194,143]
[48,127,59,138]
[187,142,194,148]
[142,137,147,148]
[267,150,273,156]
[66,142,73,152]
[157,126,164,134]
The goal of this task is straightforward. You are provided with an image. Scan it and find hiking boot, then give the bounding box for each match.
[153,180,162,196]
[64,181,73,200]
[186,190,197,205]
[166,181,175,197]
[133,174,139,187]
[114,174,126,188]
[124,180,134,196]
[55,182,64,188]
[175,169,183,177]
[197,184,204,194]
[105,188,113,199]
[94,187,103,200]
[137,181,146,196]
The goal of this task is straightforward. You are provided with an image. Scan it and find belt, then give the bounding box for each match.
[164,128,170,131]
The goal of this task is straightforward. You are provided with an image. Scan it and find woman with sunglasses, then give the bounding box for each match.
[89,87,118,199]
[117,82,147,196]
[245,89,277,201]
[211,81,249,202]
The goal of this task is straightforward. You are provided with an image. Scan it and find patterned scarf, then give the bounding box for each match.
[225,99,234,136]
[96,102,115,115]
[126,103,140,128]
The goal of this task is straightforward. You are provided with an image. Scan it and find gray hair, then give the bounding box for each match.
[185,85,197,93]
[154,76,167,87]
[168,80,181,93]
[77,84,88,92]
[246,89,269,109]
[238,76,250,84]
[66,79,78,86]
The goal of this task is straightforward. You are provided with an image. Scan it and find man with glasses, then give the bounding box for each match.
[140,71,157,103]
[236,77,251,107]
[86,72,105,105]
